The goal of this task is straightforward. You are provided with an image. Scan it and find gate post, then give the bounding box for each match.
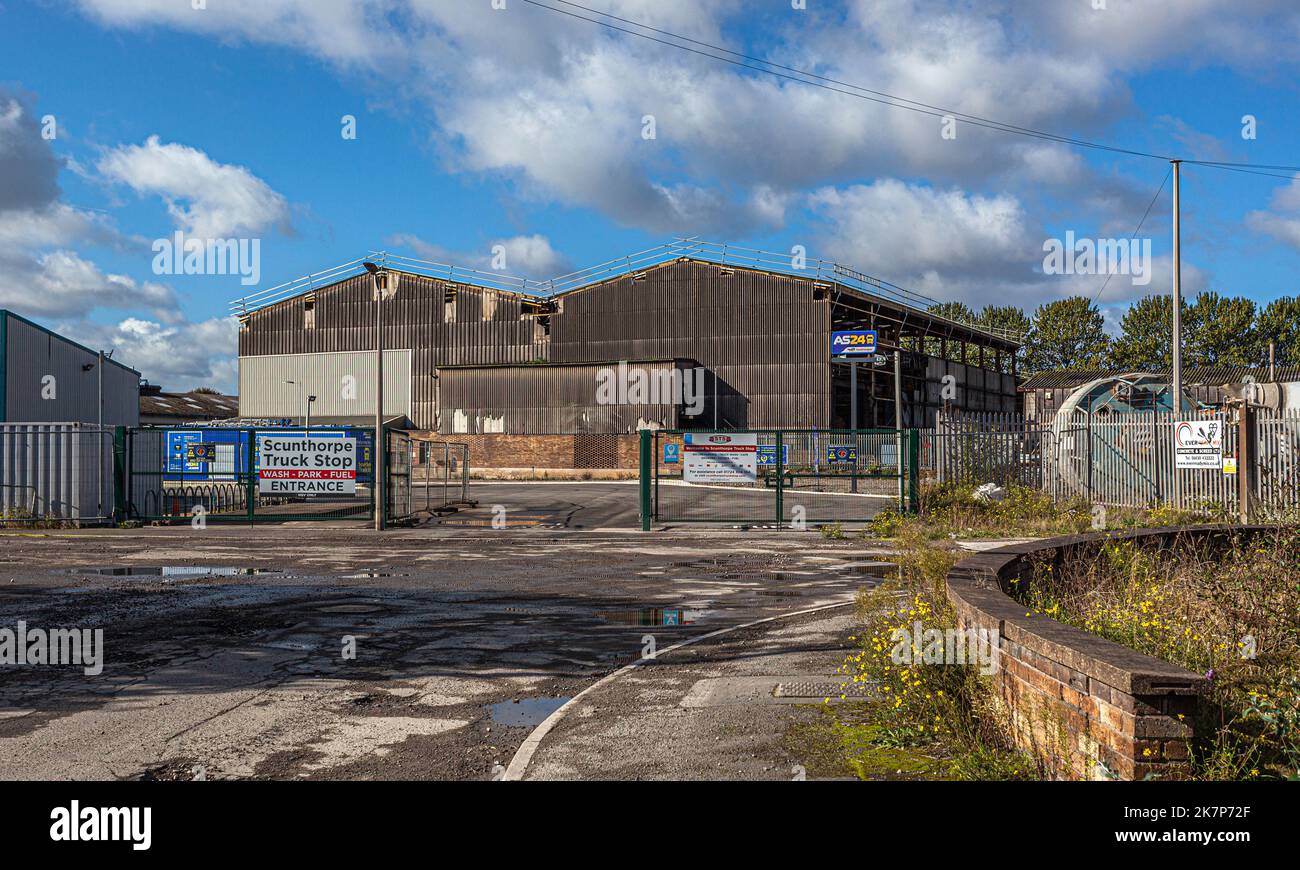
[639,428,651,531]
[775,431,784,526]
[245,428,256,525]
[112,426,127,523]
[907,429,921,513]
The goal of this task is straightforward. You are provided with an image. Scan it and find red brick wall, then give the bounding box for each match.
[410,432,644,469]
[947,530,1214,781]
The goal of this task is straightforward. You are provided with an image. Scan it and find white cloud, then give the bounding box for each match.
[1246,175,1300,250]
[98,136,290,239]
[388,232,572,277]
[64,316,239,393]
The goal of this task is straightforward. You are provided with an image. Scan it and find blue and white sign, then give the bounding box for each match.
[662,442,680,464]
[757,445,789,467]
[826,445,857,464]
[831,330,878,356]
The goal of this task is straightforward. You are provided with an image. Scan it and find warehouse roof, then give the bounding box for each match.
[228,239,1020,349]
[1020,365,1300,391]
[139,386,239,420]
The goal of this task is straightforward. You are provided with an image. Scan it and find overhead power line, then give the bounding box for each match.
[1094,167,1172,306]
[522,0,1299,180]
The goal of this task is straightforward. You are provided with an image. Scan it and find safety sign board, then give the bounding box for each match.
[683,432,757,483]
[258,435,358,494]
[1174,419,1223,470]
[826,445,857,464]
[757,444,789,467]
[662,442,680,464]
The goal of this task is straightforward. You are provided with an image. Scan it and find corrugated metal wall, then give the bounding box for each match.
[436,361,690,434]
[239,349,411,421]
[3,313,140,425]
[547,260,830,428]
[0,423,115,521]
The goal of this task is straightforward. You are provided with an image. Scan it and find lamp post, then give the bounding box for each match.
[306,395,316,431]
[364,261,386,531]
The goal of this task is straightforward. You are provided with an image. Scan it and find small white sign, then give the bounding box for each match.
[1174,419,1223,470]
[683,432,757,484]
[258,436,358,494]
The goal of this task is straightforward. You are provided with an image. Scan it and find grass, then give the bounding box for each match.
[1013,528,1300,780]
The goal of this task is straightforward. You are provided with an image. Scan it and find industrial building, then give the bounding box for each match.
[0,309,139,426]
[232,241,1019,464]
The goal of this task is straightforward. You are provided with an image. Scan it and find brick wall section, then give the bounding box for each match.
[945,526,1264,780]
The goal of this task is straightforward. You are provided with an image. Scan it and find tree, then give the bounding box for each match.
[978,305,1030,372]
[1184,292,1258,366]
[1023,296,1110,373]
[925,302,976,358]
[1109,294,1171,370]
[1256,296,1300,368]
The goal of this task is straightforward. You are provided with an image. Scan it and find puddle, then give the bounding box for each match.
[594,607,711,627]
[65,566,280,578]
[341,571,409,579]
[317,603,385,614]
[488,696,570,728]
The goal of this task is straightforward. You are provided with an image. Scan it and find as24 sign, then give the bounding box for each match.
[831,330,877,356]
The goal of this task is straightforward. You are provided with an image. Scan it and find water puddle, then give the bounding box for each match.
[594,607,711,627]
[65,566,280,578]
[342,571,409,579]
[317,603,385,614]
[488,696,570,728]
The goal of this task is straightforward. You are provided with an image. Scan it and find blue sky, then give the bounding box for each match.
[2,0,1299,391]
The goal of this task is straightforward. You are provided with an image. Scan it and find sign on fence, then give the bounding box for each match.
[757,444,788,466]
[1174,419,1223,469]
[683,432,757,483]
[258,435,358,494]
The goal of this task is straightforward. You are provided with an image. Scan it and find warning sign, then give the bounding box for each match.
[1174,419,1223,470]
[258,436,358,495]
[683,433,757,484]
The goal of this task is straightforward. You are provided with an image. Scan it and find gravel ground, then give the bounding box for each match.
[0,525,892,780]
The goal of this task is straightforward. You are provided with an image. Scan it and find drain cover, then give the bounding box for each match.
[774,680,874,699]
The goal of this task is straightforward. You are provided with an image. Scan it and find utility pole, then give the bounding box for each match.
[1171,159,1183,507]
[894,349,904,508]
[364,262,387,531]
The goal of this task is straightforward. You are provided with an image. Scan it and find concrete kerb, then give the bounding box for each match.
[501,598,857,781]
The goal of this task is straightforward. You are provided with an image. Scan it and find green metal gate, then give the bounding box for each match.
[118,426,380,523]
[640,428,919,529]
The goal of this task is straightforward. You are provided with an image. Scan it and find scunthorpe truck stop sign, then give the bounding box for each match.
[683,432,757,483]
[258,435,358,495]
[830,330,878,356]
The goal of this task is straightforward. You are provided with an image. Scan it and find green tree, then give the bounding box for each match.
[1109,294,1171,370]
[925,302,976,358]
[1256,296,1300,368]
[1023,296,1110,373]
[1184,292,1258,366]
[978,304,1030,372]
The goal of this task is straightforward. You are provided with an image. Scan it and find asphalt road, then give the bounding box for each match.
[0,524,894,780]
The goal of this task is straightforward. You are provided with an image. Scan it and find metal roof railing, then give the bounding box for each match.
[228,239,1025,344]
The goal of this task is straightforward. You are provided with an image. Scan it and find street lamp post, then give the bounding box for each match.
[364,262,386,531]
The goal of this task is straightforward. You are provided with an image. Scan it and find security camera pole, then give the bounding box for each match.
[364,261,386,531]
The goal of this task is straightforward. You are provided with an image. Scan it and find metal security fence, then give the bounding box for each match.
[926,408,1300,518]
[643,429,918,527]
[122,426,378,523]
[412,440,471,513]
[0,424,115,523]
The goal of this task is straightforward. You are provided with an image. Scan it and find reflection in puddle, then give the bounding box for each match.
[65,566,279,578]
[342,571,408,579]
[595,607,711,627]
[488,696,570,728]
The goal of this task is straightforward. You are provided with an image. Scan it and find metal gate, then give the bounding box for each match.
[121,426,377,523]
[386,429,412,521]
[641,429,919,528]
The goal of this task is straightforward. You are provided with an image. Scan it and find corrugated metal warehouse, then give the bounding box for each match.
[0,309,140,426]
[232,242,1019,441]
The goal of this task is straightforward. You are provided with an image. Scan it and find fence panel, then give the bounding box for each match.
[1256,408,1300,515]
[0,423,114,523]
[412,440,471,512]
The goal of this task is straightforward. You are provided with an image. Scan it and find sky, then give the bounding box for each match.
[1,0,1299,392]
